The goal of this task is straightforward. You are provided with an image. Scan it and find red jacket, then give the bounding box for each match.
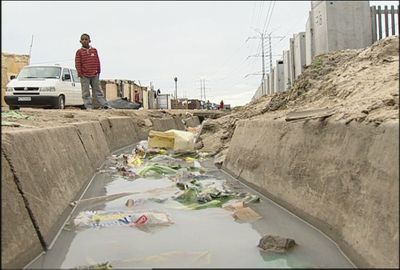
[75,47,101,77]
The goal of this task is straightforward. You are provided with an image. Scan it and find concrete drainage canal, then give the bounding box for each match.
[26,140,353,269]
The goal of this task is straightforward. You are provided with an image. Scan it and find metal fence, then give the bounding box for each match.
[371,5,399,42]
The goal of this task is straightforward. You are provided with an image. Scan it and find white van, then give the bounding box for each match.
[5,64,84,110]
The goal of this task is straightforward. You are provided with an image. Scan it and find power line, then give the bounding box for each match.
[208,1,272,91]
[249,1,257,28]
[208,2,259,85]
[254,2,263,31]
[246,29,268,95]
[214,39,248,74]
[210,35,263,83]
[267,33,285,72]
[198,79,210,101]
[263,1,276,35]
[261,1,273,35]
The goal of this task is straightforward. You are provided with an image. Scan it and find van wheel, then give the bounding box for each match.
[9,106,20,110]
[55,95,65,109]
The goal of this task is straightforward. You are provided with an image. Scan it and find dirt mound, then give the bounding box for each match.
[197,36,399,155]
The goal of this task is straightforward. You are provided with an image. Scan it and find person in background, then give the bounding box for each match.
[75,33,111,109]
[219,100,224,110]
[134,90,142,107]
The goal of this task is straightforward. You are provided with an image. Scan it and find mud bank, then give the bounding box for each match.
[1,115,200,269]
[223,117,399,268]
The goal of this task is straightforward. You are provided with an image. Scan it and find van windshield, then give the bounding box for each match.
[18,66,62,79]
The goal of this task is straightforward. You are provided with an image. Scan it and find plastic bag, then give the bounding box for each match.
[73,210,172,228]
[128,212,173,227]
[148,129,195,151]
[137,164,178,176]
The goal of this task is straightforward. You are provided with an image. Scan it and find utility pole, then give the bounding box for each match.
[199,79,203,100]
[261,33,265,96]
[28,35,34,65]
[202,79,207,101]
[174,77,178,99]
[203,79,206,101]
[267,32,285,72]
[247,31,285,96]
[199,79,206,101]
[198,78,210,103]
[247,30,269,95]
[268,34,273,72]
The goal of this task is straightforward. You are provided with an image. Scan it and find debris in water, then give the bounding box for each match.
[137,164,178,176]
[133,140,148,156]
[128,212,173,227]
[258,235,296,253]
[128,155,143,167]
[73,210,173,229]
[125,199,135,208]
[70,192,135,207]
[148,129,195,151]
[75,261,112,269]
[222,200,245,211]
[232,207,262,222]
[174,187,233,210]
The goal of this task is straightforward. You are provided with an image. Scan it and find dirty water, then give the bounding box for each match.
[27,144,354,269]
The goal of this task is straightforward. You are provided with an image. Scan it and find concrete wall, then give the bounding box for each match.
[122,81,133,102]
[252,84,262,100]
[148,90,157,109]
[312,1,372,56]
[1,114,193,269]
[1,125,109,250]
[283,50,291,90]
[253,76,270,99]
[142,90,149,109]
[103,81,119,101]
[273,60,284,92]
[289,37,296,86]
[305,11,315,66]
[269,67,275,94]
[294,32,306,79]
[224,118,399,268]
[252,1,374,99]
[157,94,172,109]
[1,153,43,269]
[1,53,30,107]
[182,115,201,127]
[101,80,146,105]
[264,76,270,95]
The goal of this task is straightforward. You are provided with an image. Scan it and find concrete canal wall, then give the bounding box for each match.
[1,115,199,269]
[223,118,399,268]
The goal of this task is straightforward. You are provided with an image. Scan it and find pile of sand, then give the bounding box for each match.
[197,36,399,155]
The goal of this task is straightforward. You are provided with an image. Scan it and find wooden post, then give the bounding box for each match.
[371,6,377,43]
[378,6,382,40]
[384,6,389,37]
[390,6,396,35]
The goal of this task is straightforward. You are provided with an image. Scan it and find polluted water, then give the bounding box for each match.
[27,140,354,269]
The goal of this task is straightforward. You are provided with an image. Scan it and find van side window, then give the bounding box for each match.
[62,68,71,81]
[71,69,80,83]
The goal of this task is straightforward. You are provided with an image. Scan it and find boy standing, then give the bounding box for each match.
[75,33,111,109]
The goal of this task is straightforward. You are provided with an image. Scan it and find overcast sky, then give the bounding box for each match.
[2,1,398,106]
